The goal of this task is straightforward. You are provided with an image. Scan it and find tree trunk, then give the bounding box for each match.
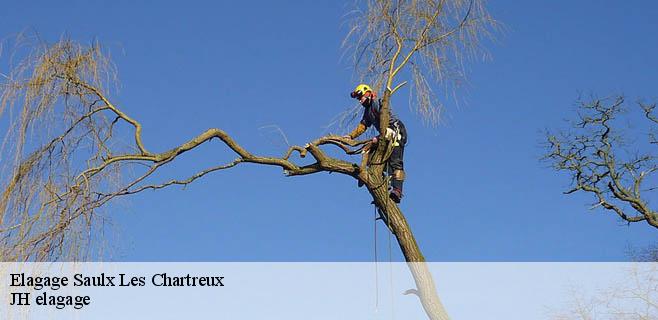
[359,89,450,320]
[366,174,450,320]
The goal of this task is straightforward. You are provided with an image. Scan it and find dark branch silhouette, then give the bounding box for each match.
[544,96,658,229]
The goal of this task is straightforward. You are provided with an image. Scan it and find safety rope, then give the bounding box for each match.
[385,161,395,320]
[388,227,395,320]
[374,204,379,315]
[373,201,396,320]
[371,129,400,319]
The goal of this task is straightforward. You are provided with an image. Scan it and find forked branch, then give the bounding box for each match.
[0,39,370,261]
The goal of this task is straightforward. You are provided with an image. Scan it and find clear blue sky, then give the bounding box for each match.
[1,1,656,261]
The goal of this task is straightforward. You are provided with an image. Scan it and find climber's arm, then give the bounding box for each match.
[347,122,367,139]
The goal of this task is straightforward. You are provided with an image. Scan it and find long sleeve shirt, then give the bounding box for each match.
[349,99,399,139]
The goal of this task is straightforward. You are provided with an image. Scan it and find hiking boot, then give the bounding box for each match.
[390,188,403,203]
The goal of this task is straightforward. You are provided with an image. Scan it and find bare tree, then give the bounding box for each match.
[628,244,658,262]
[0,1,494,319]
[549,264,657,320]
[544,96,658,229]
[344,0,494,127]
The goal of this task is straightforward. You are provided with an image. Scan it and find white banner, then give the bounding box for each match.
[1,263,656,319]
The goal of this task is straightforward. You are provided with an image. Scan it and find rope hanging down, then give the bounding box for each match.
[371,137,397,319]
[365,127,402,318]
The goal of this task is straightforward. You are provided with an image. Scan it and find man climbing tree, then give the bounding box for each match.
[0,1,495,319]
[346,84,407,203]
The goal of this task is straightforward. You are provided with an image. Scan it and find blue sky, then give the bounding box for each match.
[1,1,656,261]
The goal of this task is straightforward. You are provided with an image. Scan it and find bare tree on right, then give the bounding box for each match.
[544,96,658,229]
[549,264,657,320]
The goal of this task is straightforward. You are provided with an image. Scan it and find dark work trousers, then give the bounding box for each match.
[387,120,407,191]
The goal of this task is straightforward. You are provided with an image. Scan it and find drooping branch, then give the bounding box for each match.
[1,110,370,260]
[0,38,375,262]
[343,0,496,128]
[544,96,658,229]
